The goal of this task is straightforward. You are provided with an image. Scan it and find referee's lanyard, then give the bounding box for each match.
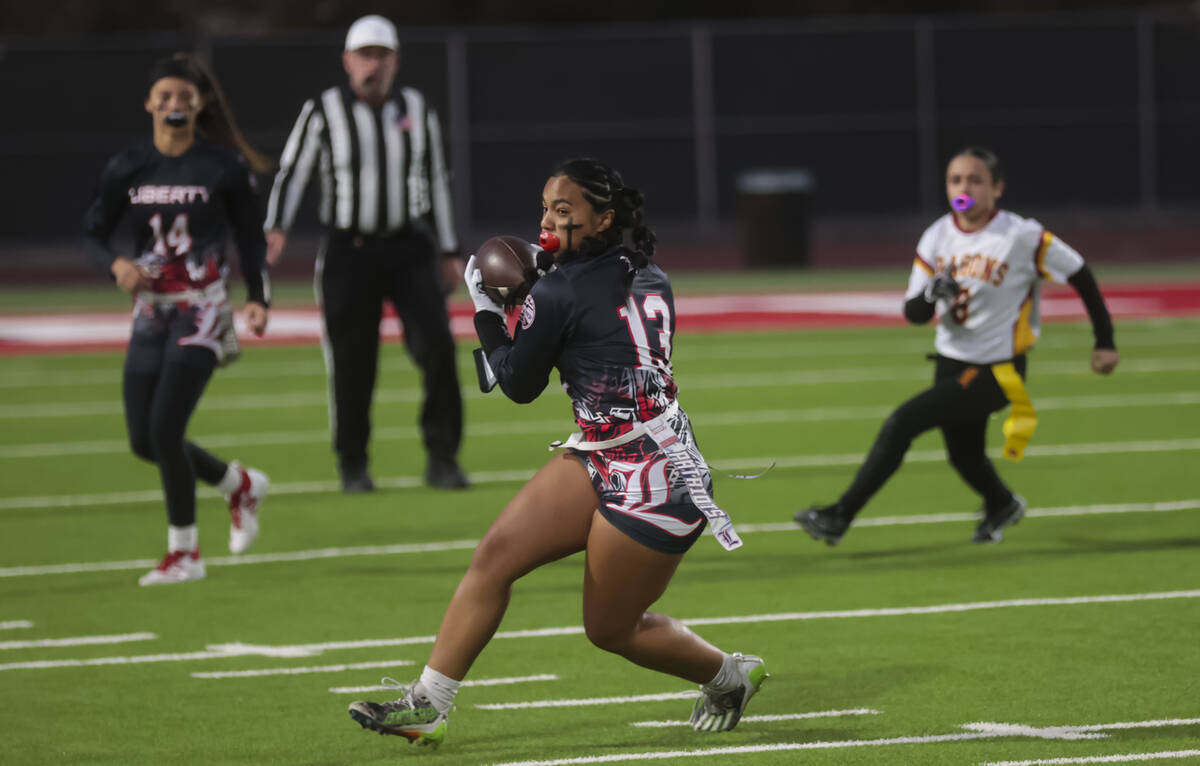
[991,362,1037,461]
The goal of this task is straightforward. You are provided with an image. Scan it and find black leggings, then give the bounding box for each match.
[839,355,1025,518]
[123,307,229,527]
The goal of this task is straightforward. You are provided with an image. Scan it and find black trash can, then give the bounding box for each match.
[737,169,815,268]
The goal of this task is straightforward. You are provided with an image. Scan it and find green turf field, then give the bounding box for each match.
[1,311,1199,765]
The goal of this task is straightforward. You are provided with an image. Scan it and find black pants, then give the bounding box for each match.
[316,228,463,472]
[124,305,228,527]
[839,354,1026,518]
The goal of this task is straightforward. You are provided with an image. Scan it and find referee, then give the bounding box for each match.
[264,15,467,492]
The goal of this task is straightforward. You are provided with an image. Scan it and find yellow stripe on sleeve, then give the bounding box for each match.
[1034,231,1053,279]
[914,255,935,276]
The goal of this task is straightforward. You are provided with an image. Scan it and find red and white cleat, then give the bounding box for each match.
[138,550,206,586]
[226,461,269,554]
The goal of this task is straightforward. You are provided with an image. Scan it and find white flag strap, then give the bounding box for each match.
[641,414,743,552]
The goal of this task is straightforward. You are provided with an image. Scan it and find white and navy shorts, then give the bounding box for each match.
[571,409,711,555]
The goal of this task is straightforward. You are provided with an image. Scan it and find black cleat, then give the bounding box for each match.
[340,466,376,494]
[426,457,469,490]
[794,504,850,546]
[972,494,1026,543]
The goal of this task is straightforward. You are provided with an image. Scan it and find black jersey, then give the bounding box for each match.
[83,139,269,304]
[478,246,679,441]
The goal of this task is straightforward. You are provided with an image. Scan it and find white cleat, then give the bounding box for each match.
[689,653,769,732]
[226,461,268,554]
[138,550,206,586]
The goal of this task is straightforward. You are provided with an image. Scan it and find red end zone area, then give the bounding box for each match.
[1,283,1198,355]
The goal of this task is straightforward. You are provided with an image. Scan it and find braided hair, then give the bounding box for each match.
[551,158,656,270]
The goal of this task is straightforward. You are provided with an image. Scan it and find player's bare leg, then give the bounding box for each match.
[581,511,722,682]
[349,453,597,743]
[426,452,598,679]
[581,511,768,730]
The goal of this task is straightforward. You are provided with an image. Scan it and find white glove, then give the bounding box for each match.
[464,254,504,317]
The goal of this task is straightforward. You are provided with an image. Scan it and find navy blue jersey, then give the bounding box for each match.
[83,139,269,305]
[479,246,678,441]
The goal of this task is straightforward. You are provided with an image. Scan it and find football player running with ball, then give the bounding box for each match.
[84,54,272,585]
[795,147,1119,546]
[347,158,767,747]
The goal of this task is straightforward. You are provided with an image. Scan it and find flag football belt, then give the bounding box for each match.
[134,282,240,367]
[549,401,744,552]
[135,281,228,306]
[991,361,1037,461]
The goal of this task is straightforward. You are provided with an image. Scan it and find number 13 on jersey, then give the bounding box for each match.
[618,294,672,372]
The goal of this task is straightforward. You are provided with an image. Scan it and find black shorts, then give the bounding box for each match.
[571,409,711,555]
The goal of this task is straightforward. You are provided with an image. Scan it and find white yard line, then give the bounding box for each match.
[490,717,1200,766]
[5,589,1195,673]
[736,499,1200,534]
[329,674,559,693]
[7,392,1200,460]
[1070,718,1200,732]
[490,732,1000,765]
[0,470,536,512]
[0,640,329,672]
[4,356,1199,420]
[631,708,881,727]
[983,750,1200,765]
[3,498,1198,579]
[0,632,155,650]
[0,539,482,578]
[4,439,1200,514]
[715,438,1200,474]
[191,658,415,678]
[678,590,1200,629]
[683,358,1200,392]
[961,722,1107,740]
[0,620,33,630]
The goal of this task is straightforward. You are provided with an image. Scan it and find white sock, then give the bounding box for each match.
[217,463,243,494]
[702,652,739,692]
[167,525,198,553]
[418,665,461,715]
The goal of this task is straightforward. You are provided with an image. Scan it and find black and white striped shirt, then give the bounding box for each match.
[264,84,457,253]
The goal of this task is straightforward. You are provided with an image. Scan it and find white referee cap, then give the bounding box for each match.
[345,15,399,52]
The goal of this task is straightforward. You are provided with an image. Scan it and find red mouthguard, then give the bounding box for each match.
[538,231,561,252]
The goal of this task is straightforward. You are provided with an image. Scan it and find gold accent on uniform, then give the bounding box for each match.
[992,362,1037,461]
[1013,291,1037,355]
[1034,230,1053,279]
[914,255,935,276]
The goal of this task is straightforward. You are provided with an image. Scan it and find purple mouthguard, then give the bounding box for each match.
[951,194,974,212]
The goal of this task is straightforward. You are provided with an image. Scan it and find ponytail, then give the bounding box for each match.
[157,52,274,173]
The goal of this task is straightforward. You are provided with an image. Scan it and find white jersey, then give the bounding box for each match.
[905,209,1085,364]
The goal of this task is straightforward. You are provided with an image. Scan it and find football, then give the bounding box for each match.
[475,235,540,308]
